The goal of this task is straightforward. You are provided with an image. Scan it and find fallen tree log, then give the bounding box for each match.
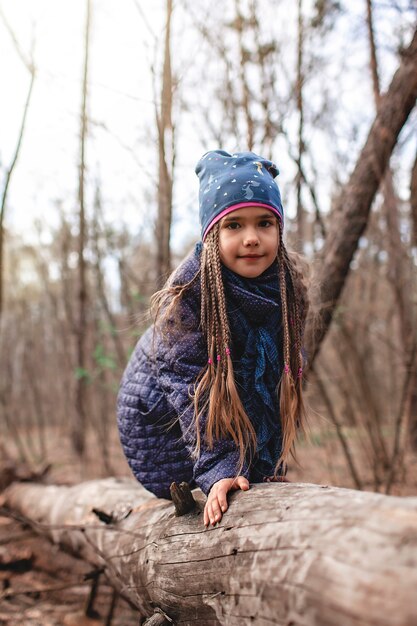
[3,477,417,625]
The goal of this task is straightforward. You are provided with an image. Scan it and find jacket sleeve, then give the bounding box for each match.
[157,292,249,496]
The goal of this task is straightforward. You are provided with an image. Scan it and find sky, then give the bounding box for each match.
[1,0,416,259]
[1,1,185,244]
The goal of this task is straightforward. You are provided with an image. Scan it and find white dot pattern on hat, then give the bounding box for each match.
[196,148,284,254]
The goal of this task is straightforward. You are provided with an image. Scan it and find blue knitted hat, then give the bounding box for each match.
[195,149,284,240]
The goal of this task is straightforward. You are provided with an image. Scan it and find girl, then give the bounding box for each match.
[117,149,309,528]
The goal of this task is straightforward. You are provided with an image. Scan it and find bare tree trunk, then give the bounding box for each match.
[235,0,255,151]
[73,0,91,456]
[0,68,35,318]
[409,151,417,449]
[34,245,74,437]
[90,315,115,476]
[365,0,417,457]
[411,148,417,248]
[385,338,417,493]
[382,174,413,348]
[4,478,417,625]
[342,321,389,458]
[155,0,174,288]
[92,183,125,368]
[250,2,275,158]
[365,0,381,106]
[304,26,417,365]
[118,257,137,322]
[295,0,306,254]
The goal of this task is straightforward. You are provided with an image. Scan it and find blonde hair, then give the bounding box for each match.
[151,221,310,479]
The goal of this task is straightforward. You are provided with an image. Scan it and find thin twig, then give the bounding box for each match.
[0,580,89,601]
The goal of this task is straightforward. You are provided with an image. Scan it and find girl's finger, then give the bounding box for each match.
[206,501,215,526]
[241,477,250,489]
[211,498,222,525]
[206,500,215,525]
[210,498,222,524]
[232,476,249,491]
[218,492,228,513]
[216,483,230,508]
[204,503,210,527]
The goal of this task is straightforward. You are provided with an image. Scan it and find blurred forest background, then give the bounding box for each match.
[1,0,417,499]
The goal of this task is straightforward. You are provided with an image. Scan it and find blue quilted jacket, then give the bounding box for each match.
[117,244,298,499]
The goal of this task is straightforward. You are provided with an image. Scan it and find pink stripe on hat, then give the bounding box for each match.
[202,202,282,241]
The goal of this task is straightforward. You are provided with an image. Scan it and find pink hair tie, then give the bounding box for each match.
[225,347,231,356]
[297,367,303,378]
[217,355,221,362]
[208,357,213,365]
[284,364,290,374]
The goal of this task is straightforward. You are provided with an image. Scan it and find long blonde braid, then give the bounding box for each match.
[193,225,257,473]
[274,226,309,475]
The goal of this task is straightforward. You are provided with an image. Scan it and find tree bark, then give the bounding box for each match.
[366,0,381,106]
[92,183,126,369]
[0,62,35,319]
[409,150,417,449]
[155,0,174,288]
[4,477,417,625]
[295,0,306,255]
[73,0,91,456]
[411,148,417,249]
[234,0,255,151]
[304,26,417,365]
[365,1,417,458]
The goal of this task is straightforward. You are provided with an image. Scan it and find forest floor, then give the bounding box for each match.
[1,421,417,625]
[0,514,137,626]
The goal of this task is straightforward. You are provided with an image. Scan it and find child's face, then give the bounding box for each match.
[218,206,280,278]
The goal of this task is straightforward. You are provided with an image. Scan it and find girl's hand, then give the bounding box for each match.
[204,476,250,528]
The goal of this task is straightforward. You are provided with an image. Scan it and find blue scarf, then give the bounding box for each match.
[222,262,284,477]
